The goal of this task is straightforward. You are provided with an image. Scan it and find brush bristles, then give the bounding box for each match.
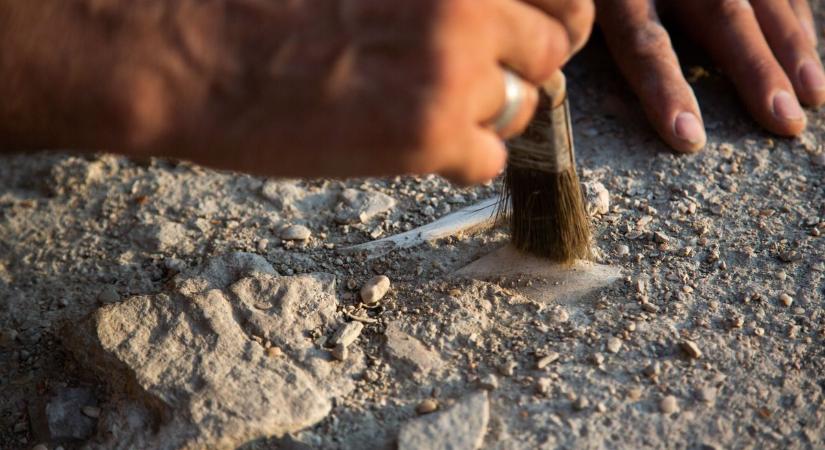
[500,165,591,263]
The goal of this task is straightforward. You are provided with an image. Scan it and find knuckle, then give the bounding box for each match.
[562,0,596,49]
[627,22,673,60]
[709,0,753,20]
[526,20,569,82]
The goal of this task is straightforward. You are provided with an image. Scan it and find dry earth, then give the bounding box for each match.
[2,10,825,450]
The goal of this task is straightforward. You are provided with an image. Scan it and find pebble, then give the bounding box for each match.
[31,445,48,450]
[280,224,311,241]
[97,285,120,305]
[606,337,622,354]
[13,422,27,433]
[535,378,552,396]
[416,399,439,415]
[266,346,283,358]
[478,374,498,391]
[257,239,269,252]
[660,395,679,414]
[332,343,348,361]
[81,406,100,419]
[812,152,825,166]
[536,352,560,369]
[595,402,607,413]
[360,275,391,304]
[591,353,605,366]
[573,396,590,411]
[498,361,517,377]
[698,386,717,403]
[643,362,661,378]
[680,340,702,359]
[778,293,794,307]
[642,302,659,313]
[616,244,630,257]
[626,387,643,401]
[330,321,364,347]
[754,327,765,337]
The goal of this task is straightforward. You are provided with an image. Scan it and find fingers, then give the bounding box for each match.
[678,0,805,137]
[438,129,508,185]
[789,0,817,46]
[752,0,825,106]
[519,0,595,55]
[596,0,705,152]
[489,0,570,83]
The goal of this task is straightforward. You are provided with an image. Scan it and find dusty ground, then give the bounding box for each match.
[2,10,825,450]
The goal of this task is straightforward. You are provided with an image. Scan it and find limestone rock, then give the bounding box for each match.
[281,225,311,241]
[384,322,445,378]
[135,220,190,253]
[335,189,396,224]
[64,255,362,450]
[583,181,610,217]
[360,275,390,304]
[399,392,489,450]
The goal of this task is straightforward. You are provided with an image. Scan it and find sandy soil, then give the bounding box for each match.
[1,8,824,450]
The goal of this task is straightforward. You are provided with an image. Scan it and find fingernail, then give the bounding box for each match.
[798,59,825,93]
[772,90,805,121]
[673,112,705,145]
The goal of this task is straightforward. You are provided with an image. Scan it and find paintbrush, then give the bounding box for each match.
[499,71,591,263]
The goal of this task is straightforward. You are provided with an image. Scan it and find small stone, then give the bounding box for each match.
[31,445,48,450]
[626,387,643,401]
[591,353,605,366]
[332,343,348,361]
[97,285,120,305]
[680,340,702,359]
[642,302,659,313]
[416,399,439,415]
[330,321,364,347]
[595,402,607,413]
[779,293,794,307]
[729,316,744,329]
[536,352,560,369]
[606,337,622,354]
[643,362,661,378]
[653,232,670,244]
[535,378,552,396]
[13,422,27,433]
[754,327,765,337]
[360,275,391,304]
[266,346,283,358]
[257,239,269,252]
[280,224,311,241]
[478,374,498,391]
[81,406,100,419]
[616,244,630,257]
[573,396,590,411]
[498,361,517,377]
[583,181,610,216]
[812,152,825,166]
[660,395,679,414]
[697,386,717,403]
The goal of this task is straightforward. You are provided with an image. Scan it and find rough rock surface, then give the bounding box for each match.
[63,254,363,450]
[383,321,445,378]
[398,391,490,450]
[336,188,397,224]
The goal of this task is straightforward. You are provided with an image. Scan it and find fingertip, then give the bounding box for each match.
[770,90,808,135]
[796,59,825,106]
[441,133,507,186]
[671,111,707,153]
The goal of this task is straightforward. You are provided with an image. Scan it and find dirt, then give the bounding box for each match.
[1,11,825,450]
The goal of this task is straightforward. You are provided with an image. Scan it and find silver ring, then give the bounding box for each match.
[491,69,525,133]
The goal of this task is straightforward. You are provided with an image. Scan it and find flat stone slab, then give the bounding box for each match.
[456,245,622,304]
[398,391,490,450]
[64,253,363,450]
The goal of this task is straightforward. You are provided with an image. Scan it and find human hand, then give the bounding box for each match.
[596,0,822,152]
[0,0,594,185]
